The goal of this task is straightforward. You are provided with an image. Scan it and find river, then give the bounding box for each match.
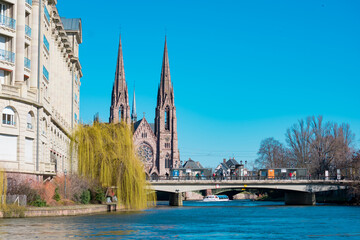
[0,200,359,239]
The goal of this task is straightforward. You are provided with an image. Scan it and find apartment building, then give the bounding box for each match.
[0,0,82,180]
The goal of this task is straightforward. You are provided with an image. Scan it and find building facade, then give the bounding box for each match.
[110,37,180,177]
[0,0,82,180]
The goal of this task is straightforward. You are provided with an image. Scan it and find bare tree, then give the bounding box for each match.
[285,117,312,169]
[255,138,289,169]
[286,116,355,176]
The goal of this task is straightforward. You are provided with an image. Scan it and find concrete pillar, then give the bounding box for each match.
[169,192,183,206]
[15,0,26,83]
[285,191,316,205]
[30,0,40,89]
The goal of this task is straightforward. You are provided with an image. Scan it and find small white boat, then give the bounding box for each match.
[203,195,229,202]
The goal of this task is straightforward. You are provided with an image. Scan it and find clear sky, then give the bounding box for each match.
[57,0,360,168]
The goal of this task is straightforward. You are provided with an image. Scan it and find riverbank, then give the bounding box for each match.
[0,204,125,218]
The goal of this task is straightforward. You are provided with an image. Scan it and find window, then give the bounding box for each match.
[43,35,49,51]
[44,5,50,23]
[0,69,4,84]
[27,112,33,129]
[165,143,171,149]
[43,65,49,80]
[0,3,8,17]
[42,119,47,135]
[2,106,15,125]
[137,143,154,164]
[74,113,78,123]
[0,134,17,161]
[119,105,124,121]
[165,153,172,168]
[165,106,170,130]
[25,138,34,163]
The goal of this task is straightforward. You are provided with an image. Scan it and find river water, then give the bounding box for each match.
[1,200,359,239]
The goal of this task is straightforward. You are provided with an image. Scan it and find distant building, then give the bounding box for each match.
[109,37,180,177]
[215,158,248,177]
[171,158,212,179]
[0,0,82,180]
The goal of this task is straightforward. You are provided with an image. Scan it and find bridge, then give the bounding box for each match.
[149,179,354,206]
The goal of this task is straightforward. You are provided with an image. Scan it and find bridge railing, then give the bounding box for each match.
[148,175,350,182]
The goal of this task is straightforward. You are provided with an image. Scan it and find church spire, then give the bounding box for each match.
[109,35,130,124]
[158,36,173,106]
[131,86,137,123]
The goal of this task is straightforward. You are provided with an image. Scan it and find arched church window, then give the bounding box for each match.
[119,105,124,121]
[137,143,154,164]
[2,106,16,126]
[165,106,170,130]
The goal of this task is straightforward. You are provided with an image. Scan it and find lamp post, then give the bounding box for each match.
[64,169,67,199]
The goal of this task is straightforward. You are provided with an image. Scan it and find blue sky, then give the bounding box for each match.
[57,0,360,168]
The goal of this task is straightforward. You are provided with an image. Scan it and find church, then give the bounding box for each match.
[109,37,180,178]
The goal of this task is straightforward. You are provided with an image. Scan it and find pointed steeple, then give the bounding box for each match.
[109,35,130,124]
[131,86,137,123]
[114,35,126,102]
[158,36,173,106]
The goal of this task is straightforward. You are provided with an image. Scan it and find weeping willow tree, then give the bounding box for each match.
[71,122,156,210]
[0,169,7,209]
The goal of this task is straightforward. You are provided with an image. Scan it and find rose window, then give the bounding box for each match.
[138,143,154,164]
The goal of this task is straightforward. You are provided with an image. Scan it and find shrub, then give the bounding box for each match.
[2,204,26,218]
[7,179,38,204]
[29,195,47,207]
[80,190,90,204]
[91,187,105,203]
[53,188,61,201]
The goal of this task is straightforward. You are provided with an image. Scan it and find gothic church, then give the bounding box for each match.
[109,37,180,177]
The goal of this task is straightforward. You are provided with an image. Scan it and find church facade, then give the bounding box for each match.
[109,37,180,177]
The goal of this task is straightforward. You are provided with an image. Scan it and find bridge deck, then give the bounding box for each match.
[148,180,355,193]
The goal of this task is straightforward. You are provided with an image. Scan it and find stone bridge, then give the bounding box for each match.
[149,180,354,206]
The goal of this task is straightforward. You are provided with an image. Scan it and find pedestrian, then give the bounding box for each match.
[289,172,292,180]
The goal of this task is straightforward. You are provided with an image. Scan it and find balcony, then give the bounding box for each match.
[26,0,32,6]
[44,6,50,23]
[24,57,31,69]
[43,65,49,80]
[43,35,49,51]
[0,15,16,30]
[25,25,31,37]
[0,49,15,63]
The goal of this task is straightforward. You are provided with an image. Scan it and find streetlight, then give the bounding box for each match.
[64,169,67,199]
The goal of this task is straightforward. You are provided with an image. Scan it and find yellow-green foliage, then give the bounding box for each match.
[71,122,156,210]
[2,204,26,218]
[0,169,7,209]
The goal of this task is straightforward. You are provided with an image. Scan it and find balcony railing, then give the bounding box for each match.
[25,25,31,37]
[24,57,31,69]
[44,6,50,23]
[43,65,49,80]
[26,0,32,6]
[0,49,15,63]
[43,35,49,51]
[0,15,16,30]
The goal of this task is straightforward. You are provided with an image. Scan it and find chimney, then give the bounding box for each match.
[223,158,226,164]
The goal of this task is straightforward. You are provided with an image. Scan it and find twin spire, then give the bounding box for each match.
[111,36,172,123]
